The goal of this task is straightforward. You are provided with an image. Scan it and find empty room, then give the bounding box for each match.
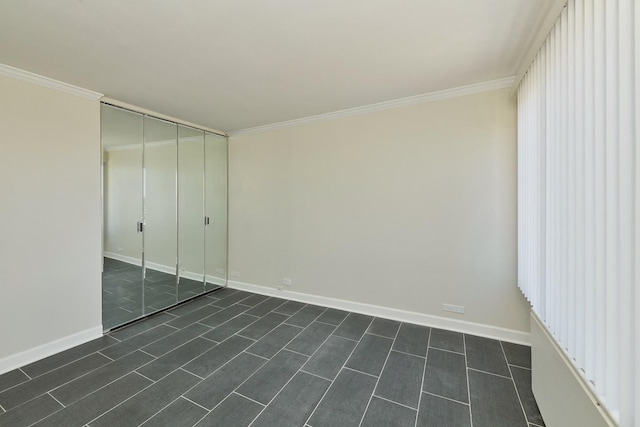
[0,0,637,426]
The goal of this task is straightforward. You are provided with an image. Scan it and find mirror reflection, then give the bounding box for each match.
[101,103,228,330]
[143,116,178,314]
[178,125,205,301]
[101,106,144,329]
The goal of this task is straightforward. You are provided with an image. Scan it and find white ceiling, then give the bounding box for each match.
[0,0,548,132]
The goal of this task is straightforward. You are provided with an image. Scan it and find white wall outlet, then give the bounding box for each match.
[117,247,123,252]
[282,278,292,287]
[230,271,241,278]
[215,267,225,274]
[442,303,465,314]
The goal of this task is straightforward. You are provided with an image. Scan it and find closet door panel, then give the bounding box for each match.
[101,106,144,329]
[178,125,205,301]
[205,132,228,291]
[143,116,178,314]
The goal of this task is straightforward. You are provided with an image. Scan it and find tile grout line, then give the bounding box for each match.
[392,347,427,360]
[509,362,532,371]
[299,369,333,382]
[186,300,337,426]
[464,334,474,427]
[47,392,66,408]
[414,327,431,427]
[357,318,400,427]
[422,390,470,407]
[343,366,379,379]
[428,345,466,356]
[137,395,182,426]
[19,368,32,380]
[251,312,358,427]
[246,312,357,426]
[181,395,211,412]
[500,341,530,425]
[374,394,419,412]
[232,391,267,408]
[467,366,514,380]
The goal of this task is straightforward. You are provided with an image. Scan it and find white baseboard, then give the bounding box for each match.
[206,275,227,287]
[0,326,103,375]
[104,252,141,267]
[104,253,228,287]
[530,312,616,427]
[228,280,530,345]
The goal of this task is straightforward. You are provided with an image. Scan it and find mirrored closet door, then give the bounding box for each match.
[101,103,228,330]
[101,106,145,329]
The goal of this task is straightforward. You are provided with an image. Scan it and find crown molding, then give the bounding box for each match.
[228,76,515,137]
[0,63,103,100]
[511,0,567,93]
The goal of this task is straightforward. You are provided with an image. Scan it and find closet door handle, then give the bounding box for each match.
[137,221,144,233]
[204,216,210,226]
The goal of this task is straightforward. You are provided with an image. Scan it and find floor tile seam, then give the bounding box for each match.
[415,327,432,427]
[4,352,113,405]
[315,319,343,328]
[509,363,532,371]
[237,308,342,408]
[137,395,185,426]
[19,368,32,380]
[138,333,216,371]
[47,392,66,408]
[463,333,474,427]
[343,366,379,379]
[529,423,544,427]
[288,312,362,427]
[421,390,470,407]
[232,391,267,408]
[364,331,396,340]
[200,336,219,344]
[244,350,271,361]
[181,395,211,412]
[467,367,513,380]
[18,350,107,383]
[272,302,307,317]
[373,393,420,411]
[500,341,529,424]
[137,349,158,359]
[119,307,134,314]
[83,369,171,425]
[356,317,396,427]
[299,369,333,383]
[282,320,338,356]
[179,335,266,390]
[246,349,319,427]
[391,348,427,360]
[428,345,465,356]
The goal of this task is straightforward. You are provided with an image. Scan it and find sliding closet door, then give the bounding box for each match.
[143,116,178,314]
[178,125,205,301]
[101,105,144,329]
[205,132,228,291]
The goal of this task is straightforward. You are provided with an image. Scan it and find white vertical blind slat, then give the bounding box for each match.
[582,0,596,381]
[617,0,635,423]
[517,0,637,422]
[593,0,607,393]
[573,0,586,371]
[604,0,620,411]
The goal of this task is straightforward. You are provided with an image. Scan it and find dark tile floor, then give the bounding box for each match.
[0,288,546,427]
[103,258,220,330]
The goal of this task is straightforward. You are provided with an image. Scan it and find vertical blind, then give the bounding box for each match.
[517,0,637,425]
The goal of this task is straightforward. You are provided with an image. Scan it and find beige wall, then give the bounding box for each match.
[229,88,530,332]
[0,74,102,360]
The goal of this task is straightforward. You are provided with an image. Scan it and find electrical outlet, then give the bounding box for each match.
[442,304,465,314]
[283,278,292,287]
[230,271,241,278]
[117,247,123,252]
[215,268,225,274]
